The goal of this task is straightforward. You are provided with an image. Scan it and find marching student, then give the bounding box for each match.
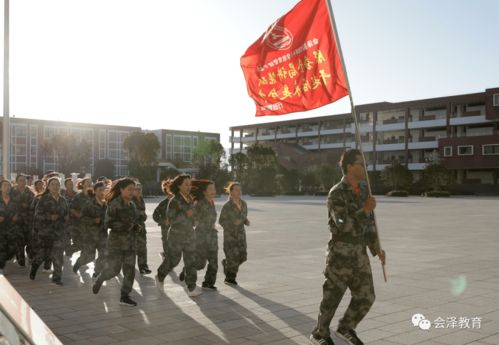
[156,174,203,297]
[11,174,35,266]
[180,179,219,290]
[0,180,21,275]
[219,182,250,286]
[132,182,151,274]
[30,177,69,285]
[153,179,173,259]
[92,178,139,307]
[67,177,92,255]
[72,182,108,278]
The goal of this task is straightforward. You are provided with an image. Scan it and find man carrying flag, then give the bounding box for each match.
[240,0,387,344]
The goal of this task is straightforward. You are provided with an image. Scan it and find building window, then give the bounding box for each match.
[457,145,474,156]
[482,144,499,155]
[443,146,452,157]
[494,94,499,107]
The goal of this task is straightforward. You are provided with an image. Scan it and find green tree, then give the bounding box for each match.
[192,140,230,194]
[229,152,249,186]
[123,131,160,182]
[41,134,92,175]
[246,144,278,195]
[422,163,454,191]
[317,164,342,190]
[381,161,413,191]
[278,168,300,194]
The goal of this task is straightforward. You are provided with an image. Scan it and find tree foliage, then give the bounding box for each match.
[41,134,92,175]
[381,161,413,191]
[123,131,160,181]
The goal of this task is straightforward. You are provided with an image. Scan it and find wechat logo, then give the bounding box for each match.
[412,313,432,331]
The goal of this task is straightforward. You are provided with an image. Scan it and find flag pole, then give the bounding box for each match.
[3,0,10,179]
[324,0,387,282]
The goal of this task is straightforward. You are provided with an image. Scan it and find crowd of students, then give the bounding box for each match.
[0,172,250,306]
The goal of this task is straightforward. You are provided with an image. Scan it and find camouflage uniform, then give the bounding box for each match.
[29,196,51,270]
[0,197,21,269]
[133,196,149,271]
[219,199,249,281]
[11,187,34,263]
[32,194,69,283]
[312,176,380,339]
[67,192,90,254]
[61,189,77,255]
[73,197,107,275]
[95,197,138,298]
[193,198,218,286]
[157,194,197,290]
[153,197,170,256]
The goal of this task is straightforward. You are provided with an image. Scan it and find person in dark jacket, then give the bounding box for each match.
[11,174,34,266]
[153,179,173,259]
[0,180,21,275]
[133,182,151,274]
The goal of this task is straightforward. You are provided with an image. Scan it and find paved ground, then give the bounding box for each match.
[3,195,499,345]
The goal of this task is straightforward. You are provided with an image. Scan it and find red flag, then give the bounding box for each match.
[241,0,348,116]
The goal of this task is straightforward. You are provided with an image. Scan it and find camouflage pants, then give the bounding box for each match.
[136,225,148,270]
[160,225,169,256]
[15,223,33,262]
[158,229,197,290]
[312,242,375,339]
[223,229,247,280]
[182,229,218,286]
[66,223,84,255]
[0,229,18,269]
[32,233,65,282]
[74,226,107,275]
[98,241,136,298]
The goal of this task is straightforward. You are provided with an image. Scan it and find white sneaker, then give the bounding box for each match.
[187,286,203,297]
[42,269,52,273]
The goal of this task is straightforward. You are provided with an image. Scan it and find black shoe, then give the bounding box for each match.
[92,278,104,294]
[92,272,100,278]
[179,269,185,282]
[336,328,363,345]
[224,278,238,286]
[120,296,137,306]
[18,258,26,267]
[72,262,81,274]
[309,334,335,345]
[140,268,152,275]
[52,279,63,286]
[202,282,217,290]
[29,265,39,280]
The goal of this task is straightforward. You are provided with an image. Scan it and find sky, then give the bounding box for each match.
[1,0,499,147]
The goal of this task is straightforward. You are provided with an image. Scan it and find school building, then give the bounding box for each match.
[0,117,220,179]
[229,87,499,189]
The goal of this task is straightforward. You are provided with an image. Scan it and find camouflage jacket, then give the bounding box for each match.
[69,192,91,223]
[219,198,248,233]
[327,176,380,256]
[0,196,20,231]
[61,189,77,204]
[34,194,69,237]
[105,196,138,234]
[133,196,147,224]
[153,197,170,227]
[167,194,194,234]
[10,187,34,224]
[81,197,107,230]
[194,198,217,232]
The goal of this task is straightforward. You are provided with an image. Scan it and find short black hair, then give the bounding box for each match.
[339,149,363,175]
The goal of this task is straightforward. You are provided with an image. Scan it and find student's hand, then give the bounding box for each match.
[363,196,376,215]
[234,219,242,225]
[185,209,193,217]
[51,214,59,221]
[245,219,250,226]
[377,249,386,265]
[95,218,101,224]
[12,215,18,222]
[0,216,4,222]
